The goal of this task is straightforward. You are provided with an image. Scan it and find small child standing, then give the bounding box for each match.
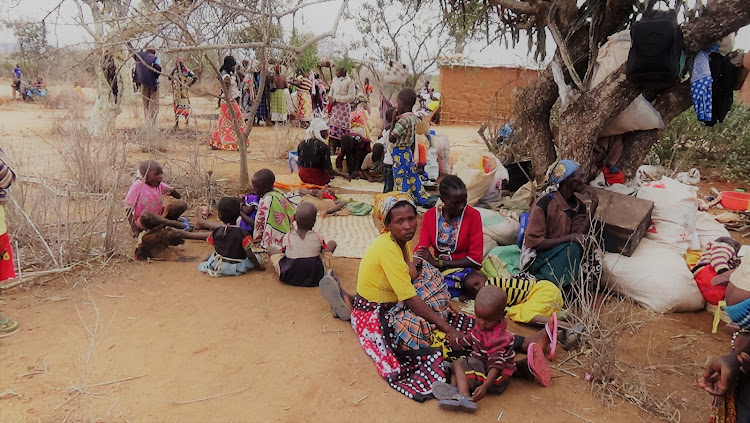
[198,197,264,276]
[693,236,742,305]
[434,286,550,413]
[379,106,396,193]
[124,160,190,234]
[389,89,432,206]
[267,202,337,287]
[360,143,385,182]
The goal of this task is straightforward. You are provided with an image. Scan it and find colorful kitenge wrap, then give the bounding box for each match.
[392,146,430,206]
[210,100,247,151]
[297,90,313,122]
[253,189,296,249]
[350,262,474,402]
[171,66,195,119]
[350,108,372,139]
[328,102,351,140]
[374,191,415,230]
[270,89,288,122]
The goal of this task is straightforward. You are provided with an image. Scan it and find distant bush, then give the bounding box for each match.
[651,103,750,183]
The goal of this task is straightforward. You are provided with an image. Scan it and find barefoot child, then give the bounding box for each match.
[198,197,264,276]
[267,202,337,287]
[435,286,550,413]
[252,169,296,249]
[125,160,190,234]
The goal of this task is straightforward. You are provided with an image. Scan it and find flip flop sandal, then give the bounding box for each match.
[438,396,477,413]
[562,324,584,351]
[431,381,461,401]
[527,342,551,387]
[545,312,558,361]
[319,274,351,321]
[177,217,193,231]
[0,317,19,333]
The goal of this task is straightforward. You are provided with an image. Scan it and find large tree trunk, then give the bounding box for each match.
[518,0,750,181]
[89,49,124,137]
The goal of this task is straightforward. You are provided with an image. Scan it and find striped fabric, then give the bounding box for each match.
[0,155,15,190]
[725,298,750,331]
[485,277,537,306]
[697,241,736,273]
[297,77,313,91]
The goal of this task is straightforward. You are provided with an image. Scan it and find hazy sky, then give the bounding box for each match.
[1,0,748,68]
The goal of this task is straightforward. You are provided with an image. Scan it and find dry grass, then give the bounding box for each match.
[4,119,131,279]
[559,221,688,422]
[256,123,303,163]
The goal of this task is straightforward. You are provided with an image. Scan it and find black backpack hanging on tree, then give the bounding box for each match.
[626,9,684,89]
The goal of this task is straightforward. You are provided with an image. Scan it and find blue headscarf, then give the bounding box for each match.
[545,159,579,186]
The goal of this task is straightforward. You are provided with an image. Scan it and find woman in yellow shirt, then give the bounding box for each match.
[320,192,472,401]
[319,192,558,401]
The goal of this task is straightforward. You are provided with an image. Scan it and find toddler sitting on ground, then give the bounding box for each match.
[267,202,337,287]
[433,286,550,413]
[124,160,190,234]
[198,197,264,276]
[693,236,742,305]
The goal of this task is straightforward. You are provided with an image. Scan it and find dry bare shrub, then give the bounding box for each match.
[43,87,86,113]
[1,115,133,282]
[559,221,685,422]
[5,148,131,277]
[258,123,302,163]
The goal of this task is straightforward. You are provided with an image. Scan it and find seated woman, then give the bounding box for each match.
[521,160,600,292]
[319,193,556,401]
[297,118,349,185]
[414,175,484,297]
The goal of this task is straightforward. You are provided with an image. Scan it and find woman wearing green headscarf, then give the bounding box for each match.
[521,160,601,291]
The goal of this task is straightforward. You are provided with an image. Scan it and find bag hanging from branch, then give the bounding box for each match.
[626,9,684,89]
[384,60,407,85]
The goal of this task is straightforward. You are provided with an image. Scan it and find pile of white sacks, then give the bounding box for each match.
[459,154,726,313]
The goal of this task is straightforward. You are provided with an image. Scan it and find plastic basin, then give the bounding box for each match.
[720,191,750,211]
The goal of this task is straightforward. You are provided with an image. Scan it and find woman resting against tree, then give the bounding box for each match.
[521,160,601,292]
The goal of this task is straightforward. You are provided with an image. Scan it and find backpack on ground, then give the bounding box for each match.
[626,10,683,88]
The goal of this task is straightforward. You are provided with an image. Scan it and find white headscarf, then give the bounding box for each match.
[306,118,328,142]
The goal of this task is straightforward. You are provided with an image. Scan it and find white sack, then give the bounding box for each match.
[476,207,520,246]
[590,30,665,136]
[636,177,700,254]
[603,238,705,312]
[452,152,498,206]
[696,211,731,250]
